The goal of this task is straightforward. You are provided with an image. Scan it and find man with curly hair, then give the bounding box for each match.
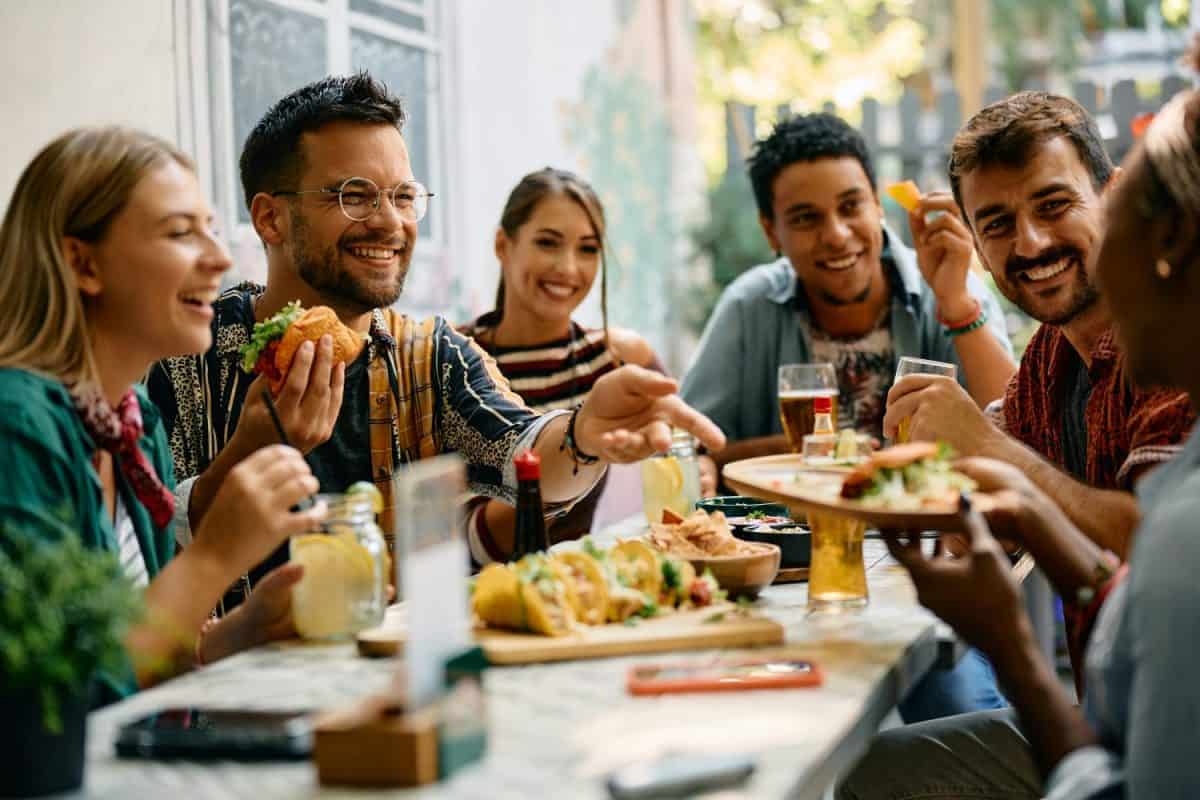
[682,112,1016,723]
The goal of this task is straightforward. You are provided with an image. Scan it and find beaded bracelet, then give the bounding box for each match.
[561,404,600,475]
[940,300,989,338]
[947,310,989,337]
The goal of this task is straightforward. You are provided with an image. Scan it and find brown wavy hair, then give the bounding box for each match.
[482,167,609,339]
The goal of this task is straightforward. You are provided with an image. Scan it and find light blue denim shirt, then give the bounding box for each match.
[680,230,1012,442]
[1045,421,1200,799]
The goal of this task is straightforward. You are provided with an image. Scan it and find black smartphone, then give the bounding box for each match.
[606,753,755,799]
[114,708,313,761]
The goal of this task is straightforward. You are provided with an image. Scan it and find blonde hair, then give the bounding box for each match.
[0,126,192,388]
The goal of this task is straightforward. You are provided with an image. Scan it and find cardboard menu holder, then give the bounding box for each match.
[313,695,438,787]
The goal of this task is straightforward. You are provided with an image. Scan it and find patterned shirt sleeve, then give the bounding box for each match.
[432,320,567,504]
[1115,388,1194,488]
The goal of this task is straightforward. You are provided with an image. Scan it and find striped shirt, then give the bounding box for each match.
[458,317,619,566]
[114,495,149,587]
[459,319,618,413]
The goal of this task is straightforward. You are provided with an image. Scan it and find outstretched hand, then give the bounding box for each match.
[574,365,726,463]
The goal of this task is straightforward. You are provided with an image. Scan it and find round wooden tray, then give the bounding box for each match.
[722,454,991,531]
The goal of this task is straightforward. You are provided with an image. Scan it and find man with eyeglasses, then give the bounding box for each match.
[148,72,724,611]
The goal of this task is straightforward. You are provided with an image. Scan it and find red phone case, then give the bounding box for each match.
[626,658,823,696]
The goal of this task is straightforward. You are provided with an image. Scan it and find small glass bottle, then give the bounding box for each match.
[512,450,549,558]
[290,493,387,640]
[812,395,835,435]
[641,429,702,524]
[802,395,839,464]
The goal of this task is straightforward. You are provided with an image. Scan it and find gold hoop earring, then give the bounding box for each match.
[1156,258,1173,279]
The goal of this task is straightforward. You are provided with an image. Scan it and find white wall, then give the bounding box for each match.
[0,0,179,213]
[448,0,617,324]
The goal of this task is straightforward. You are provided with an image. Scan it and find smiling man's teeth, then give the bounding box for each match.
[1022,259,1072,282]
[350,246,396,259]
[823,254,858,269]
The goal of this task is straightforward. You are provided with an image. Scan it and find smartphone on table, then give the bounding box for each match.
[627,657,822,696]
[606,753,756,799]
[114,708,313,760]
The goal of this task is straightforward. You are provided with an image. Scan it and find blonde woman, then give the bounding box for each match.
[0,127,326,703]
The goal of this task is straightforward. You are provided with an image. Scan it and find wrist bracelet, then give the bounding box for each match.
[947,313,988,337]
[946,307,988,337]
[561,404,600,475]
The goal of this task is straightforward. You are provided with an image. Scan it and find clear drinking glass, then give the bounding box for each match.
[892,357,957,443]
[778,363,839,452]
[290,493,388,640]
[801,431,874,465]
[807,510,868,612]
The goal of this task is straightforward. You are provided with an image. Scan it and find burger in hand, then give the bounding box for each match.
[240,301,367,393]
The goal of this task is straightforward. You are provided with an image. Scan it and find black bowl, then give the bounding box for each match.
[695,496,789,521]
[736,522,812,568]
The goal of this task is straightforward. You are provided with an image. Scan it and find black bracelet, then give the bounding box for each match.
[561,404,600,475]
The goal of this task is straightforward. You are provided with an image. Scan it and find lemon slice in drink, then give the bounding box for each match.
[644,456,683,496]
[292,534,374,584]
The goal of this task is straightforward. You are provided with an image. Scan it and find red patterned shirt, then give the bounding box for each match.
[1002,325,1193,491]
[1001,323,1194,692]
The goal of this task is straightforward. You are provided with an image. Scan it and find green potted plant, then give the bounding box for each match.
[0,529,142,797]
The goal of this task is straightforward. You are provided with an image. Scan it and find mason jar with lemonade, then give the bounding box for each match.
[640,429,702,525]
[290,485,388,640]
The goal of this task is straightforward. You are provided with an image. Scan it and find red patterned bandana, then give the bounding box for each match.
[73,388,176,529]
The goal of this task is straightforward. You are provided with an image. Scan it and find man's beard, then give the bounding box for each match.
[818,278,874,307]
[1004,245,1099,326]
[291,212,409,312]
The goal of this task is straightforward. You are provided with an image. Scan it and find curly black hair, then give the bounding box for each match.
[747,112,877,219]
[238,71,406,213]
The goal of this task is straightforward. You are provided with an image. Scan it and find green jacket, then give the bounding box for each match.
[0,368,176,703]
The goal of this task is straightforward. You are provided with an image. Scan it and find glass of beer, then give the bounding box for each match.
[778,363,838,451]
[892,357,957,443]
[807,510,868,612]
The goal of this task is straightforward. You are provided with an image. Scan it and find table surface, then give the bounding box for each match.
[82,517,953,800]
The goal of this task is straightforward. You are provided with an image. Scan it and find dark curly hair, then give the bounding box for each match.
[238,71,407,213]
[747,112,878,219]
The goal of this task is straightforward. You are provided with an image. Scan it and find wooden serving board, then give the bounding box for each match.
[356,604,784,665]
[724,454,994,531]
[773,567,809,584]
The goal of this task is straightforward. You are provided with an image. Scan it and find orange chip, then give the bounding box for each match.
[885,180,922,212]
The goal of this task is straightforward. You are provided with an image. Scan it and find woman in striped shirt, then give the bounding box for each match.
[460,168,664,562]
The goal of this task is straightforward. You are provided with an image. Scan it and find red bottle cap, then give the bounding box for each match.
[514,449,541,481]
[814,396,833,414]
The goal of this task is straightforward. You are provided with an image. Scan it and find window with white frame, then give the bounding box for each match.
[184,0,452,313]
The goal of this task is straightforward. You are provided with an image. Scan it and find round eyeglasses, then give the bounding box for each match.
[272,176,434,223]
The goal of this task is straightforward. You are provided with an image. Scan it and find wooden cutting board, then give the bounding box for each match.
[356,604,784,665]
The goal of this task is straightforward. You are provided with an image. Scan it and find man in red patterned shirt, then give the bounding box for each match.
[885,91,1194,561]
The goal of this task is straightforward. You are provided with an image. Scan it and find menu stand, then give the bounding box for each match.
[313,694,439,787]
